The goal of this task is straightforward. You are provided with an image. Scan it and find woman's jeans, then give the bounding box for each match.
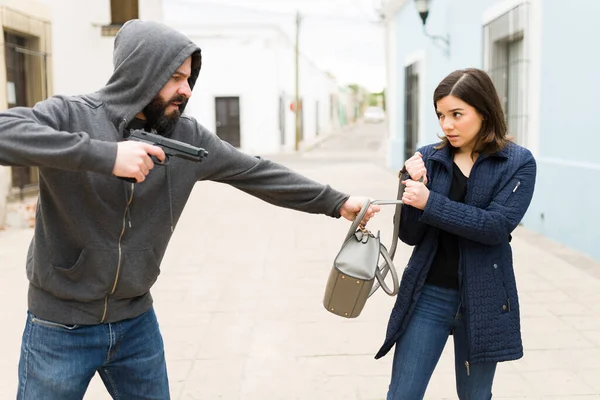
[17,307,169,400]
[387,284,497,400]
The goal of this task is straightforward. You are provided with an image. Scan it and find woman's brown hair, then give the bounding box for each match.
[433,68,510,155]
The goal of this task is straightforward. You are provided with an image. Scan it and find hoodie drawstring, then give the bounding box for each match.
[165,165,174,233]
[119,119,174,233]
[124,184,133,228]
[118,118,127,138]
[118,118,133,228]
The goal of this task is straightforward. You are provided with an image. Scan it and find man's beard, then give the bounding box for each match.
[142,94,187,135]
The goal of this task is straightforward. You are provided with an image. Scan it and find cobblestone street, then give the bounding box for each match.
[1,123,599,399]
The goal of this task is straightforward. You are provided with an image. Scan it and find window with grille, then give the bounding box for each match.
[484,3,530,146]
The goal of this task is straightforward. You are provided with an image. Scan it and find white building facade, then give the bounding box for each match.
[176,24,345,155]
[164,1,352,155]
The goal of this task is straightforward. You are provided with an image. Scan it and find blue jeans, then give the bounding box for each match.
[387,284,497,400]
[17,307,169,400]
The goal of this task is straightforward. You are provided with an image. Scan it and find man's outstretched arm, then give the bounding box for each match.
[195,123,379,222]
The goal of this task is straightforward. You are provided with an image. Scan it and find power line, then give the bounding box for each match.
[167,0,382,24]
[168,0,293,17]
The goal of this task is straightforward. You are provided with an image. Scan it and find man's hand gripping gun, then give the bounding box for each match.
[120,129,209,183]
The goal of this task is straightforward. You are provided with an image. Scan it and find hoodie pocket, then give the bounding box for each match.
[43,248,117,302]
[111,248,160,299]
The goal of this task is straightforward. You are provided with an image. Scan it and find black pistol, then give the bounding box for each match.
[120,129,209,182]
[128,129,208,163]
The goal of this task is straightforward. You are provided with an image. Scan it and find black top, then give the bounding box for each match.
[127,117,147,132]
[426,162,468,290]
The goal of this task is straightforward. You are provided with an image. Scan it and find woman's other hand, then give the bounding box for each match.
[404,152,428,185]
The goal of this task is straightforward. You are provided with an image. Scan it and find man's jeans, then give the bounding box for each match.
[17,307,170,400]
[387,284,497,400]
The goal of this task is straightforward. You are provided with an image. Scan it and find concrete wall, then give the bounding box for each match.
[520,0,600,260]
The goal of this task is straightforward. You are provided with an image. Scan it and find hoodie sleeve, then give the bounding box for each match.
[0,96,117,175]
[195,125,349,218]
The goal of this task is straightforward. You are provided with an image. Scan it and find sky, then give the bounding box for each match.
[165,0,386,92]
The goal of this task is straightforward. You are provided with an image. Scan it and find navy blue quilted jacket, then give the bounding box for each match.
[375,141,536,364]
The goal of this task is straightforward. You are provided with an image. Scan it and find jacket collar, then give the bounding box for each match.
[428,142,511,171]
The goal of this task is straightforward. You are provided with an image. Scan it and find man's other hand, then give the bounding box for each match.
[340,196,380,225]
[113,141,166,182]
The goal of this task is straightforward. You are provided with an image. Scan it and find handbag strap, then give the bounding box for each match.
[345,168,420,297]
[344,168,406,242]
[372,168,423,259]
[373,243,399,296]
[372,168,409,260]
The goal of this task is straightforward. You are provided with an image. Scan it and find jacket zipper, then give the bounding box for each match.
[461,160,511,376]
[461,247,472,377]
[461,172,472,377]
[101,183,135,323]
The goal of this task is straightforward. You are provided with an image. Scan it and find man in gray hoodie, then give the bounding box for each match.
[0,20,379,399]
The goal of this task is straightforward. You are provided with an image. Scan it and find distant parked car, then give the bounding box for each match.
[363,106,385,123]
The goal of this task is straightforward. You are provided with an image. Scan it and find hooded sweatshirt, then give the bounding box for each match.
[0,20,349,325]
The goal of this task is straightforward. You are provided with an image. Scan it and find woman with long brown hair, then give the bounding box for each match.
[377,68,537,399]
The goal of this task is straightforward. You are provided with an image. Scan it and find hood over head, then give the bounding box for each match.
[99,19,202,131]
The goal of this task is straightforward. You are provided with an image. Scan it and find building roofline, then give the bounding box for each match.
[174,22,342,87]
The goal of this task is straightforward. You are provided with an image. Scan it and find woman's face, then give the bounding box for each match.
[436,95,484,153]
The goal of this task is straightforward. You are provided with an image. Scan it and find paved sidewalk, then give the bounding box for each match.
[1,124,599,399]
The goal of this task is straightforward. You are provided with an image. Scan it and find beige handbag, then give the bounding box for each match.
[323,174,407,318]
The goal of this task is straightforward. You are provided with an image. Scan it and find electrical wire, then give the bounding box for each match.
[167,0,382,24]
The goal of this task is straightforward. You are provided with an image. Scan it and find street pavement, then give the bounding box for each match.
[1,123,599,399]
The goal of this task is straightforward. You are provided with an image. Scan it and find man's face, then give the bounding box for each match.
[142,56,193,134]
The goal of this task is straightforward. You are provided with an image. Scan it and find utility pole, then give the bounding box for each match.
[294,10,301,151]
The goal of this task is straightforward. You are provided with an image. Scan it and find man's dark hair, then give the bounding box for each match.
[433,68,510,155]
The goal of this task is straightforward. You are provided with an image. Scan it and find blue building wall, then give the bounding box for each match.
[520,0,600,260]
[388,0,498,171]
[389,0,600,260]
